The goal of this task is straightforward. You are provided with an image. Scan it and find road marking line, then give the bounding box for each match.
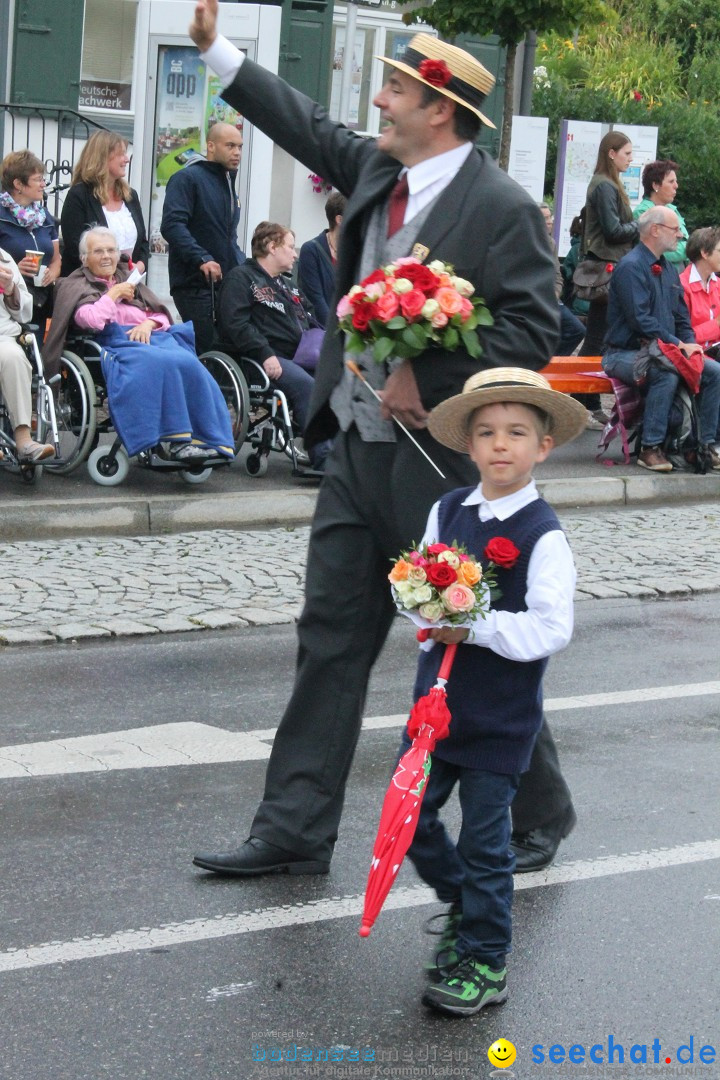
[1,839,718,974]
[2,680,720,779]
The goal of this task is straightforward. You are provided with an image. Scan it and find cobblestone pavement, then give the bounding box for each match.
[2,503,718,645]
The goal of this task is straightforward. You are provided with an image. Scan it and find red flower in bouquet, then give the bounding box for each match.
[426,562,458,588]
[484,537,520,569]
[336,256,492,364]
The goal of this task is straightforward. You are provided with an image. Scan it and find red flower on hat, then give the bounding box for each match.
[419,58,452,88]
[651,263,663,276]
[605,263,614,273]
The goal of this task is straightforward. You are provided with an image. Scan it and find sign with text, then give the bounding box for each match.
[78,80,132,111]
[508,115,549,205]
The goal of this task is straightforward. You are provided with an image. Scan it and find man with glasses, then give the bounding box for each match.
[602,205,720,472]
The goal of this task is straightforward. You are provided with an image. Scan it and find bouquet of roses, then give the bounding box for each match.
[336,257,493,364]
[388,538,521,632]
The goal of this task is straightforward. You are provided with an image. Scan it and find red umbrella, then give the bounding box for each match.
[359,634,458,937]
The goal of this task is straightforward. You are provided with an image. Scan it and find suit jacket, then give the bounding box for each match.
[60,183,149,276]
[221,59,559,446]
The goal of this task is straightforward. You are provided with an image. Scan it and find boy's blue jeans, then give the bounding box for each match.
[402,749,520,970]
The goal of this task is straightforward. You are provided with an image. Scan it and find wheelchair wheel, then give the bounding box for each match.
[179,466,213,484]
[245,451,268,477]
[198,350,250,453]
[19,463,42,485]
[42,352,98,475]
[87,444,130,486]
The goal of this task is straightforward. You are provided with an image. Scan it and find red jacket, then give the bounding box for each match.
[680,264,720,347]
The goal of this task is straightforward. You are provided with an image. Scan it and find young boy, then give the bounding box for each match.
[403,367,587,1017]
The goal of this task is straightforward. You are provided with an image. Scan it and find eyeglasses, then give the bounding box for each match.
[657,224,683,234]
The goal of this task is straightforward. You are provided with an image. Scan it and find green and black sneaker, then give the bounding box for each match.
[422,955,508,1016]
[423,902,463,983]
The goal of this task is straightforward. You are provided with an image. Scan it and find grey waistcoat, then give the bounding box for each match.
[330,194,439,442]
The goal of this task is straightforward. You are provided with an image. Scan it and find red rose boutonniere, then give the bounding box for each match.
[484,537,521,569]
[419,58,452,88]
[651,263,663,276]
[605,263,614,273]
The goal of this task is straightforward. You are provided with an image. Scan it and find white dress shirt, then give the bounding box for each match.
[201,35,474,226]
[421,479,576,661]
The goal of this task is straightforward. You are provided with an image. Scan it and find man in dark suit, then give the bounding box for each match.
[190,0,575,877]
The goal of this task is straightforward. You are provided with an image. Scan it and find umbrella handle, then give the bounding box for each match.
[416,630,458,684]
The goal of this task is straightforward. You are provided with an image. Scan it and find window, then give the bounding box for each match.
[79,0,138,112]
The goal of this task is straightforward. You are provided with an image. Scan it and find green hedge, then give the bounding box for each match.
[533,82,720,232]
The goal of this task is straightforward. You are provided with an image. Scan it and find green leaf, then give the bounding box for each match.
[402,323,428,349]
[384,316,407,330]
[476,306,494,327]
[442,326,459,350]
[461,329,483,357]
[372,336,396,363]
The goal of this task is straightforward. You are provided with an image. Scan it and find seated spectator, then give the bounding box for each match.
[297,191,346,326]
[539,203,585,356]
[602,206,720,473]
[679,227,720,353]
[633,160,688,268]
[561,215,590,319]
[43,227,234,461]
[0,151,61,326]
[218,221,331,471]
[0,248,55,462]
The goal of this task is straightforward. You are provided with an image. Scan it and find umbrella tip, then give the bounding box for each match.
[358,924,372,938]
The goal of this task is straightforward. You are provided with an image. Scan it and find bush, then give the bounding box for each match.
[533,81,720,230]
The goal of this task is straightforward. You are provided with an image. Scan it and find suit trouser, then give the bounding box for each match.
[171,285,215,355]
[0,339,33,430]
[250,426,573,861]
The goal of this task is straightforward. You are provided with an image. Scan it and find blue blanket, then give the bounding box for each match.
[98,322,234,458]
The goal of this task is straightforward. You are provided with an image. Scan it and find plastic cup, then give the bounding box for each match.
[25,250,44,285]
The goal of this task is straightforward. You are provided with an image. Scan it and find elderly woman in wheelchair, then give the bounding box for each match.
[0,247,55,466]
[43,227,235,474]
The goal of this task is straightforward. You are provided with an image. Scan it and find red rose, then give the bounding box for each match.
[651,264,663,276]
[400,288,427,320]
[605,263,614,273]
[361,269,387,287]
[633,90,643,101]
[484,537,520,569]
[426,542,450,555]
[397,263,438,292]
[351,303,377,331]
[419,58,452,88]
[426,562,458,587]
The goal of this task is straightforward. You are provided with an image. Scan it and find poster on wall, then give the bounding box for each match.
[329,28,366,128]
[147,45,244,297]
[507,116,548,205]
[613,124,658,206]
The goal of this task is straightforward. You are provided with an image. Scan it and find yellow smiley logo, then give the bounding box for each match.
[488,1039,517,1068]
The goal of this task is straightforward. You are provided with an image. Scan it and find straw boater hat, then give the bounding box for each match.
[376,33,496,129]
[428,368,589,453]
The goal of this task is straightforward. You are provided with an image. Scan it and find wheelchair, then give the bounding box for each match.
[0,327,64,484]
[200,345,319,478]
[42,333,249,486]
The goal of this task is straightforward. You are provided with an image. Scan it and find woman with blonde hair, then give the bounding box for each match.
[60,130,148,276]
[575,130,639,422]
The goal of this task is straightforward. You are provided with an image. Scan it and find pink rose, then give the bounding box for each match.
[442,583,476,613]
[336,295,353,320]
[431,311,448,329]
[400,288,426,320]
[375,291,401,322]
[435,287,463,316]
[458,297,474,319]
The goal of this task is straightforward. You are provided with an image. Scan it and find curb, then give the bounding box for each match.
[3,472,720,541]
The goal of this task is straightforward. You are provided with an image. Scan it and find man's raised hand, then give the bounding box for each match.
[189,0,219,51]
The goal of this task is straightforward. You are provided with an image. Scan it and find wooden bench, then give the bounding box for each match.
[539,355,610,396]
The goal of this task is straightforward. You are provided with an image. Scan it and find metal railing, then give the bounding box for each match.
[0,103,128,217]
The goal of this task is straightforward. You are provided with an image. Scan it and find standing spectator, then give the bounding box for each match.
[633,160,688,269]
[60,131,149,277]
[161,123,245,352]
[602,207,720,473]
[188,2,571,881]
[0,151,61,326]
[539,203,585,358]
[577,131,639,422]
[297,191,346,326]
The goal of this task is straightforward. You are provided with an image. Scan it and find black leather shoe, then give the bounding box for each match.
[192,837,330,877]
[510,805,577,873]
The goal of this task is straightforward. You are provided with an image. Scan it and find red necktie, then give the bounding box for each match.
[387,173,409,238]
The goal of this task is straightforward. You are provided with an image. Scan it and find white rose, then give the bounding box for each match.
[437,550,460,569]
[450,276,474,297]
[418,601,444,622]
[392,278,413,295]
[421,299,440,319]
[412,585,434,605]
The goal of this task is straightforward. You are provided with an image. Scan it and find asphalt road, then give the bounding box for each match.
[1,595,719,1080]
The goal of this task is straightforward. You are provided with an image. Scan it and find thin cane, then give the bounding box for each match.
[345,360,446,479]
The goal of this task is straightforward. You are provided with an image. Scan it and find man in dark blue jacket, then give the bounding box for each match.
[161,122,245,352]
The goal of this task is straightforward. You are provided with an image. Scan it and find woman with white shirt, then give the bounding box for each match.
[60,131,149,277]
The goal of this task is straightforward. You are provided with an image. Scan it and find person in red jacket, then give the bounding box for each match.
[680,227,720,350]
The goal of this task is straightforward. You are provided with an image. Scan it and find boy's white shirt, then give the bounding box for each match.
[420,479,575,662]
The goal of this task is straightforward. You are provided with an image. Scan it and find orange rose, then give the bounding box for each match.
[388,558,411,583]
[435,287,463,316]
[457,560,482,586]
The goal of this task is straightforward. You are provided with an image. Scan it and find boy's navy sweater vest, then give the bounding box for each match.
[412,488,562,775]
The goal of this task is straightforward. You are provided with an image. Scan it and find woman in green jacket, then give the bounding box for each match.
[632,160,688,268]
